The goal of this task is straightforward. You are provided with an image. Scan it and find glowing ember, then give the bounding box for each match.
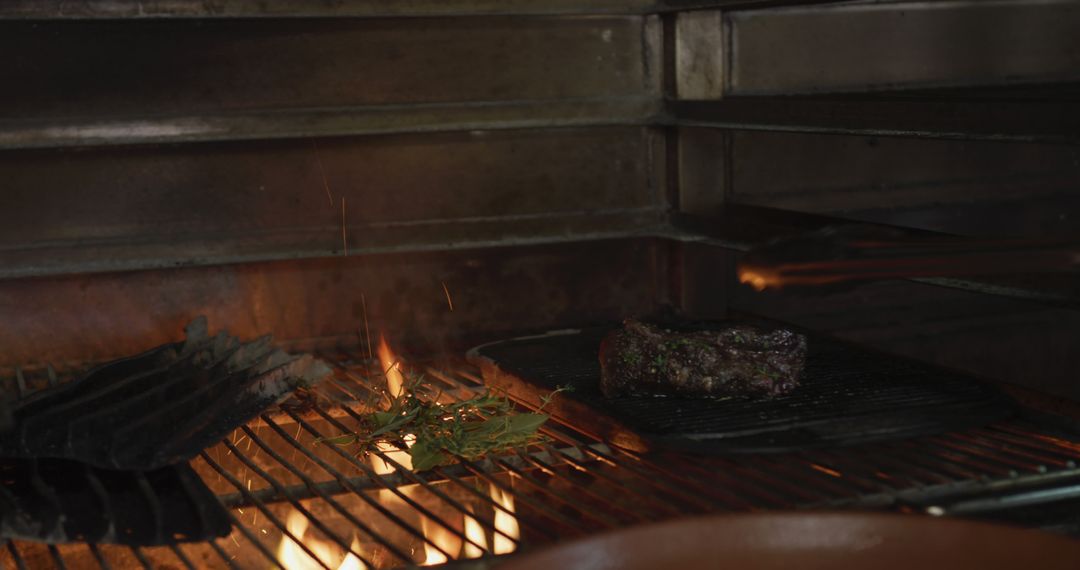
[737,264,786,291]
[276,510,366,570]
[377,334,406,398]
[809,464,843,478]
[490,484,520,555]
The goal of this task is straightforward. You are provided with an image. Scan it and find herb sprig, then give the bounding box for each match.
[324,375,568,471]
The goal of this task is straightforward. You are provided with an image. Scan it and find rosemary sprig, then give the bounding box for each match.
[324,374,566,471]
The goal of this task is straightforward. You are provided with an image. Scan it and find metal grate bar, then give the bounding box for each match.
[961,431,1076,467]
[802,449,908,490]
[237,423,413,564]
[306,405,492,555]
[200,452,326,570]
[508,448,656,524]
[259,412,457,561]
[935,433,1053,472]
[283,406,481,560]
[5,541,27,570]
[208,538,243,570]
[220,438,373,569]
[7,354,1080,569]
[87,544,113,570]
[988,424,1080,461]
[436,459,579,539]
[47,544,67,570]
[486,453,624,529]
[430,462,555,541]
[216,511,280,570]
[166,544,196,570]
[452,366,769,510]
[915,439,1019,476]
[129,547,152,570]
[327,362,571,547]
[650,453,800,509]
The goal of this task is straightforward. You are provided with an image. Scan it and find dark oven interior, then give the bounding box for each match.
[2,1,1080,568]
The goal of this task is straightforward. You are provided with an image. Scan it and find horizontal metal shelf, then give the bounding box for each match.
[667,97,1080,145]
[0,0,825,19]
[0,97,658,150]
[677,0,1080,98]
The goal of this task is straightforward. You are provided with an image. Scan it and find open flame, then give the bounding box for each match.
[420,517,461,566]
[338,537,366,570]
[377,333,405,398]
[274,335,521,568]
[489,484,520,555]
[463,511,489,559]
[276,510,366,570]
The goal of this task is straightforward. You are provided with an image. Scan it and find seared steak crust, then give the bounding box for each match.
[599,320,807,399]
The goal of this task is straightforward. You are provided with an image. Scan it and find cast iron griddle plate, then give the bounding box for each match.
[0,317,329,470]
[469,322,1014,453]
[0,458,230,545]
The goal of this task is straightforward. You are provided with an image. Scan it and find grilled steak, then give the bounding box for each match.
[599,320,807,399]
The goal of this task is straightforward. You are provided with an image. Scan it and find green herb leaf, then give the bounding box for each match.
[329,368,560,471]
[320,434,359,445]
[409,436,449,471]
[503,413,548,436]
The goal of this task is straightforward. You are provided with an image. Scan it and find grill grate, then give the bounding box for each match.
[469,325,1014,452]
[2,350,1080,569]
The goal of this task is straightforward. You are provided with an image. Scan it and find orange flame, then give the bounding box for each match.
[489,484,519,555]
[737,266,780,291]
[276,510,366,570]
[420,517,462,566]
[338,537,366,570]
[463,511,488,559]
[377,334,405,398]
[359,336,522,566]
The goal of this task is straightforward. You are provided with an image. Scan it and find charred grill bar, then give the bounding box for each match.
[3,0,1080,567]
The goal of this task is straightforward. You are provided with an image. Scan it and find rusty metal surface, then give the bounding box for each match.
[0,17,658,120]
[0,238,668,370]
[0,127,666,278]
[727,0,1080,95]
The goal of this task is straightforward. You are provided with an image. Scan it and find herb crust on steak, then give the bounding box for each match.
[598,320,807,399]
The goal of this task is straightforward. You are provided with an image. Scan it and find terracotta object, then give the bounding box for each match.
[501,513,1080,570]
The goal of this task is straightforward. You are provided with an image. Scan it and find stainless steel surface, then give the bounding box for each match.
[668,96,1080,144]
[727,1,1080,96]
[674,10,725,100]
[716,130,1080,237]
[0,17,659,121]
[0,98,660,150]
[0,0,659,18]
[0,0,837,19]
[0,127,666,279]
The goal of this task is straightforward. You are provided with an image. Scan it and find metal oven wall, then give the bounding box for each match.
[673,1,1080,402]
[0,12,669,369]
